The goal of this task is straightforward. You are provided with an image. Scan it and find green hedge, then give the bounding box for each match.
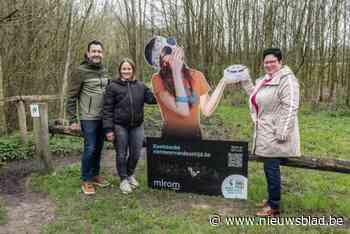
[0,135,33,162]
[0,133,84,163]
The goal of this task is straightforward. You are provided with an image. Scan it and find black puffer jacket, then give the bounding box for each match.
[102,78,156,132]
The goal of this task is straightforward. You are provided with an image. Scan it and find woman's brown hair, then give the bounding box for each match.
[118,58,136,80]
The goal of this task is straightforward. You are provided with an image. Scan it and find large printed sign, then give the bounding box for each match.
[145,36,250,198]
[147,137,249,199]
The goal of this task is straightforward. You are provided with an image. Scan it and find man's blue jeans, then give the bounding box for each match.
[80,120,104,181]
[264,158,284,209]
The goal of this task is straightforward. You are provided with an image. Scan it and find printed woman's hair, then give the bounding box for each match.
[144,37,156,65]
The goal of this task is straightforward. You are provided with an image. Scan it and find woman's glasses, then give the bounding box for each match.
[264,59,278,65]
[161,37,177,55]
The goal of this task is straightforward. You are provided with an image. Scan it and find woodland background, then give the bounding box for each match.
[0,0,349,134]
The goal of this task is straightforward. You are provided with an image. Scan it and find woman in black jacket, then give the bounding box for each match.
[103,58,157,194]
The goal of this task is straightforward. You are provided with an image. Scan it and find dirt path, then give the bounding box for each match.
[0,153,81,234]
[0,148,141,234]
[0,192,55,234]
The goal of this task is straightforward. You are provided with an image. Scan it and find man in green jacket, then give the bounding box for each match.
[66,40,110,195]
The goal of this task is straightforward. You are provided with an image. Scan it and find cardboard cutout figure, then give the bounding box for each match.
[145,36,245,139]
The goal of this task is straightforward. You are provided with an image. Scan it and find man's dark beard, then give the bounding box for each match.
[88,56,102,67]
[92,56,102,62]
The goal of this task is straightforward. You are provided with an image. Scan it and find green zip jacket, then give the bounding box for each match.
[66,62,110,124]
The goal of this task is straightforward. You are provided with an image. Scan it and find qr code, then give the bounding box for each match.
[227,153,243,167]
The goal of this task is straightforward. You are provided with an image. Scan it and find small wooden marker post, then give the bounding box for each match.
[31,103,53,173]
[16,100,28,144]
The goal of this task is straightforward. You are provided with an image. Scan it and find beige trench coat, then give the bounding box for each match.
[242,66,301,158]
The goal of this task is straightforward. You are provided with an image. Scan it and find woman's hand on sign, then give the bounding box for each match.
[170,47,184,74]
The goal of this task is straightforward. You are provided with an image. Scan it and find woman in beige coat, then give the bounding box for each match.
[240,48,300,216]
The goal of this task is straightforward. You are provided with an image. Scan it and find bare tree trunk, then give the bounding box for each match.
[225,0,234,63]
[76,0,93,46]
[243,0,250,65]
[328,0,340,107]
[150,2,155,35]
[341,0,347,105]
[59,0,74,120]
[252,0,261,75]
[347,65,350,106]
[131,0,137,64]
[317,0,327,103]
[184,0,193,66]
[159,0,171,35]
[137,0,148,81]
[120,0,137,64]
[233,0,238,57]
[203,0,212,77]
[263,0,273,48]
[0,50,6,135]
[71,0,93,63]
[16,101,28,144]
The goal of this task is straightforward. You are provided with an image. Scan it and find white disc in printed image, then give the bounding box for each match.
[221,175,248,199]
[223,64,250,82]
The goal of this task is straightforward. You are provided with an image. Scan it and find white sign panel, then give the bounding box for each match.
[221,175,248,199]
[30,104,40,117]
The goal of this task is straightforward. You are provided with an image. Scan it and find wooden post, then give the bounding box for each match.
[32,103,53,173]
[33,116,40,154]
[16,101,28,144]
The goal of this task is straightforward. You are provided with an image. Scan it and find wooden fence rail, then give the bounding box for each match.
[2,95,59,144]
[1,95,59,103]
[49,125,350,174]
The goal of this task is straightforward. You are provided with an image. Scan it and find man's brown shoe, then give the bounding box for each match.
[256,206,280,217]
[256,199,268,207]
[81,181,95,195]
[92,175,110,188]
